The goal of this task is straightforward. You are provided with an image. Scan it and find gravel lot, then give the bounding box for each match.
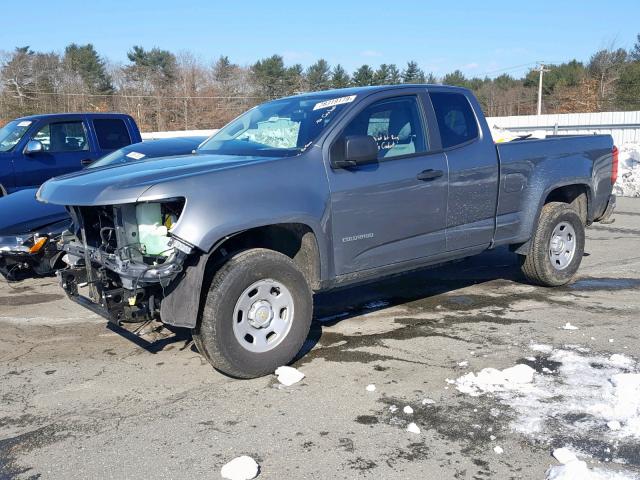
[1,198,639,480]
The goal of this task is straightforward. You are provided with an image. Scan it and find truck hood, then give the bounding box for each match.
[37,153,271,206]
[0,189,69,235]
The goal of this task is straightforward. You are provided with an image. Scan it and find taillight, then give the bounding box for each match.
[611,146,619,185]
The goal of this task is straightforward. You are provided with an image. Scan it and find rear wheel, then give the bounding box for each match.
[520,202,585,287]
[193,248,313,378]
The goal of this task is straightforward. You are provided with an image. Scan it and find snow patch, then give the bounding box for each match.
[614,143,640,198]
[453,364,536,397]
[561,322,579,331]
[493,446,504,454]
[366,384,376,392]
[406,422,421,434]
[454,347,640,472]
[403,406,414,415]
[220,456,259,480]
[274,366,304,386]
[546,448,636,480]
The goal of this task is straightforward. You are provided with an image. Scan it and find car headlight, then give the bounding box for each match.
[0,235,48,254]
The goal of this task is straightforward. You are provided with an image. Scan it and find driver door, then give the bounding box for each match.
[17,119,91,188]
[325,92,449,276]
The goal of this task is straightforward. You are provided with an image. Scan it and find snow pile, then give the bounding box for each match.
[221,456,259,480]
[561,322,579,330]
[452,364,536,397]
[546,448,636,480]
[406,422,421,434]
[453,347,640,472]
[274,366,304,386]
[614,143,640,198]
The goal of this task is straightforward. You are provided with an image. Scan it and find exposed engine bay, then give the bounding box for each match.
[57,199,195,324]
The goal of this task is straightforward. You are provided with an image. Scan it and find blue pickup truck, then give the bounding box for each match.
[0,113,141,196]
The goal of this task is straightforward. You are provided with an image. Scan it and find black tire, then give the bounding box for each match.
[520,201,585,287]
[193,248,313,379]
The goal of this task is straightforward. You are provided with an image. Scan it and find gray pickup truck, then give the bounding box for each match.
[37,85,617,378]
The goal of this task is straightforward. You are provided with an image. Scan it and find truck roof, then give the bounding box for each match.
[283,84,471,101]
[15,112,135,122]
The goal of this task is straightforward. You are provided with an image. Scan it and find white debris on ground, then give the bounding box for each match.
[274,366,305,386]
[452,346,640,477]
[366,384,376,392]
[451,364,536,397]
[421,398,435,405]
[406,422,421,434]
[389,405,398,413]
[493,446,504,455]
[220,456,259,480]
[458,360,469,367]
[561,322,579,330]
[614,143,640,198]
[546,448,636,480]
[403,406,414,415]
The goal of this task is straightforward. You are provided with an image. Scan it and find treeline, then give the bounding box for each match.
[2,36,640,131]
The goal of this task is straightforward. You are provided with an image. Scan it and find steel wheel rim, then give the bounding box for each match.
[548,221,577,270]
[232,279,294,353]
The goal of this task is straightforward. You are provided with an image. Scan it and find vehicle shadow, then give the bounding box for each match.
[295,246,524,361]
[112,246,524,357]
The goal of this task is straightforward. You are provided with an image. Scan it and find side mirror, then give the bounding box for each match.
[24,140,44,155]
[334,135,378,168]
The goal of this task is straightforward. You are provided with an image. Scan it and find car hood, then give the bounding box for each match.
[0,189,69,235]
[37,153,272,206]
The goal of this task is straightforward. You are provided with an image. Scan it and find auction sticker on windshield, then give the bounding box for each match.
[313,95,356,110]
[17,121,32,127]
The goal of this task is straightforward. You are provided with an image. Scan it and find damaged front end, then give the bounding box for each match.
[58,199,195,325]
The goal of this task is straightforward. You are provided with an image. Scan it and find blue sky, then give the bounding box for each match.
[2,0,639,78]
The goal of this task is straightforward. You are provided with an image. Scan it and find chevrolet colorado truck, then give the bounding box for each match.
[36,85,617,378]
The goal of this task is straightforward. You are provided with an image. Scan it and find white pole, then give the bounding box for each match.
[537,64,544,116]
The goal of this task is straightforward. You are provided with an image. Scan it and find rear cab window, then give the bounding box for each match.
[429,92,479,149]
[93,118,132,150]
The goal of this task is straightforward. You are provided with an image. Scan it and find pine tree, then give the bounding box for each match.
[306,59,331,91]
[351,65,374,86]
[387,64,401,84]
[402,61,426,83]
[630,34,640,61]
[331,65,350,89]
[373,64,391,85]
[64,43,113,94]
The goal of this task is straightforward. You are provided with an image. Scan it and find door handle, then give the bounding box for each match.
[416,169,444,181]
[80,158,93,167]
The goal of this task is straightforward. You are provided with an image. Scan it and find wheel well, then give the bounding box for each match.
[209,223,321,290]
[544,184,588,224]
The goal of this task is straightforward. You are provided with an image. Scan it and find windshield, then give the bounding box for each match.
[198,93,357,157]
[0,120,32,152]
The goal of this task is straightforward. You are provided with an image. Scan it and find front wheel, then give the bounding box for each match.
[520,202,585,287]
[193,248,313,379]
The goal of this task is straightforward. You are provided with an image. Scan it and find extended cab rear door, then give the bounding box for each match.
[427,89,499,250]
[87,116,138,158]
[324,89,449,275]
